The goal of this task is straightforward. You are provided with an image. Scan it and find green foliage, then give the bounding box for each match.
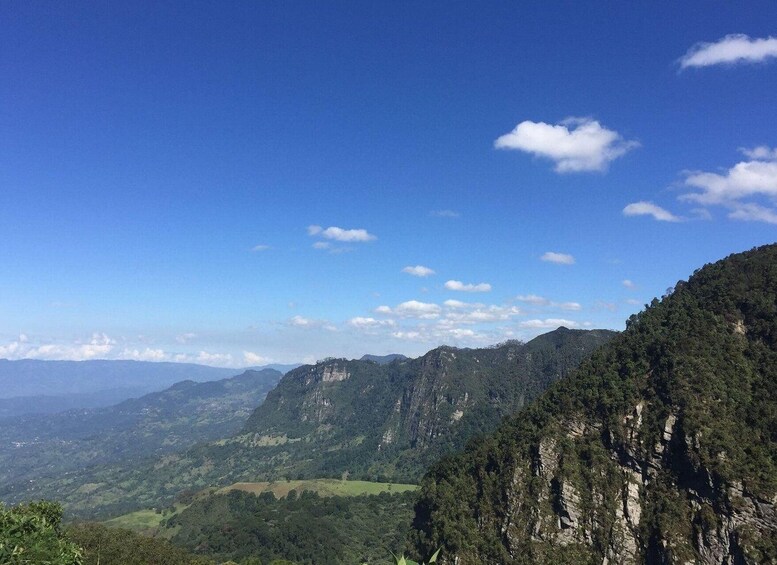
[0,500,83,565]
[163,489,418,565]
[66,522,212,565]
[412,244,777,563]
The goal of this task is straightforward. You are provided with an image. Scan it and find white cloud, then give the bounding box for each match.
[443,299,469,308]
[243,351,271,366]
[195,351,233,366]
[449,328,476,339]
[516,294,550,306]
[444,280,492,292]
[540,252,575,265]
[402,265,436,277]
[622,279,636,289]
[445,305,522,324]
[679,34,777,69]
[516,294,580,311]
[348,317,396,329]
[728,202,777,224]
[740,146,777,161]
[252,244,271,252]
[176,332,197,344]
[394,300,442,319]
[679,153,777,224]
[374,305,393,315]
[12,333,117,361]
[623,201,682,222]
[520,319,579,329]
[122,348,167,362]
[392,330,421,340]
[494,117,638,173]
[290,315,315,327]
[312,241,331,250]
[430,209,461,218]
[682,160,777,205]
[308,225,376,242]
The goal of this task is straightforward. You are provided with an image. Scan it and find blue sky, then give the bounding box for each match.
[1,1,776,366]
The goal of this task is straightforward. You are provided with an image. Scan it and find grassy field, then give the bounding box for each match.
[104,508,167,531]
[217,478,418,498]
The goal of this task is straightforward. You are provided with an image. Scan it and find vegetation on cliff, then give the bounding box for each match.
[412,244,777,564]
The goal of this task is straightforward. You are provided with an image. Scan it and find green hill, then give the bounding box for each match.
[5,329,613,520]
[412,244,777,564]
[0,369,282,502]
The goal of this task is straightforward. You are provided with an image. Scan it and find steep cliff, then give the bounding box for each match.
[240,328,616,481]
[412,244,777,564]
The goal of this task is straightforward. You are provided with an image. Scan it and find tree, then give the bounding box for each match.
[0,501,83,565]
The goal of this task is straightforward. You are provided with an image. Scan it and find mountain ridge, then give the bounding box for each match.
[412,244,777,564]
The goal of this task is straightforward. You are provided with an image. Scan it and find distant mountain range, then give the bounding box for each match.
[4,328,614,518]
[0,359,299,417]
[0,368,282,493]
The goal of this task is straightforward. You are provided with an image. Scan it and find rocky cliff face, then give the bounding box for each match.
[413,244,777,564]
[241,328,616,481]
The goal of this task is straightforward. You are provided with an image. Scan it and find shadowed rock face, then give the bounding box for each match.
[413,244,777,565]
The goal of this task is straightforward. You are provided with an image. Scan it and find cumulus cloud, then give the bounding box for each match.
[348,317,396,329]
[394,301,442,319]
[740,146,777,161]
[195,351,233,366]
[623,201,682,222]
[622,279,636,289]
[445,304,522,324]
[122,348,167,362]
[679,152,777,224]
[727,202,777,224]
[1,333,117,362]
[556,302,582,311]
[679,34,777,69]
[402,265,436,277]
[308,225,376,242]
[443,299,469,308]
[520,319,578,329]
[243,351,271,366]
[494,117,638,173]
[252,244,271,252]
[444,280,492,292]
[540,252,575,265]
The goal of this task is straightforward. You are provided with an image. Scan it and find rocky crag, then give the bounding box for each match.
[412,244,777,564]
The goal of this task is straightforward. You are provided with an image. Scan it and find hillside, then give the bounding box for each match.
[412,244,777,564]
[239,328,616,482]
[4,328,613,519]
[0,369,282,494]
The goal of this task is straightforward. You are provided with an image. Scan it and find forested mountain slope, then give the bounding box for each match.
[240,328,615,482]
[4,329,612,519]
[412,244,777,564]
